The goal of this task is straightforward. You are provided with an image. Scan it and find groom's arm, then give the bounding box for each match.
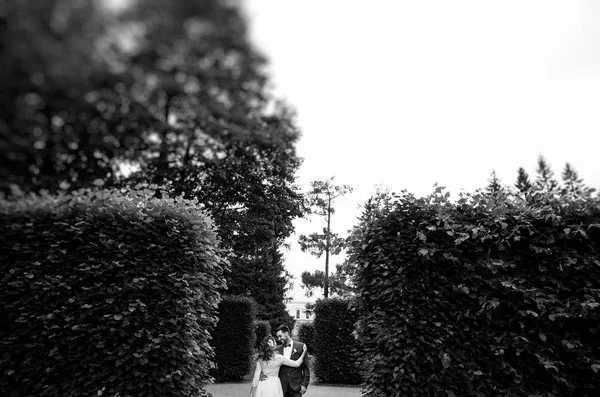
[301,345,310,389]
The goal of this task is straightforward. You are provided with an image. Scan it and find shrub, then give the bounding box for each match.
[312,297,361,384]
[297,323,315,354]
[260,308,294,337]
[211,295,257,381]
[254,320,272,349]
[351,188,600,397]
[0,188,227,397]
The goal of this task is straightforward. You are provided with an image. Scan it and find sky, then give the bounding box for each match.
[242,0,600,301]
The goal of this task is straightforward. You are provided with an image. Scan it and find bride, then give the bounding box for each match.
[249,336,308,397]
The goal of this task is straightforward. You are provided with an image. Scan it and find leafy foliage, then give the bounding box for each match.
[515,157,596,206]
[312,298,361,385]
[485,170,508,203]
[299,178,353,297]
[0,188,227,397]
[534,155,560,196]
[1,0,303,330]
[226,248,295,334]
[298,232,346,258]
[2,0,154,192]
[515,167,533,198]
[254,320,272,349]
[298,323,315,355]
[560,162,594,199]
[350,186,600,397]
[300,266,354,298]
[211,295,257,382]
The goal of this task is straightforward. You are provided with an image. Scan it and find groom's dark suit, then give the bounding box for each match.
[277,341,310,397]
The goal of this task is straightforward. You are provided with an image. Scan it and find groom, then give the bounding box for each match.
[275,324,310,396]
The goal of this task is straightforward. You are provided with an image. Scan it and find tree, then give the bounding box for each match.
[343,186,396,285]
[118,1,303,329]
[515,157,597,206]
[485,170,507,202]
[227,248,295,331]
[534,155,559,196]
[560,162,587,198]
[515,167,533,196]
[298,178,352,298]
[300,264,353,298]
[1,0,302,328]
[0,0,150,193]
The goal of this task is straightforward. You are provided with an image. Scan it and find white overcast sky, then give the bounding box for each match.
[242,0,600,301]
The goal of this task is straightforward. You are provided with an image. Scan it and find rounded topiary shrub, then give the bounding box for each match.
[211,295,257,381]
[312,297,361,384]
[0,188,227,397]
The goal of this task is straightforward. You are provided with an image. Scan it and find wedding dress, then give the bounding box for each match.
[251,354,302,397]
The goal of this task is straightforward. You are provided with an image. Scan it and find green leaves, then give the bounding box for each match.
[312,298,362,384]
[298,178,353,297]
[300,266,353,298]
[1,0,305,338]
[254,321,272,349]
[349,186,600,396]
[210,296,257,382]
[0,188,226,396]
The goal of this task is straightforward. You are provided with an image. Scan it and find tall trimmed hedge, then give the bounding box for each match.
[254,320,272,349]
[351,189,600,397]
[0,188,227,397]
[211,295,256,381]
[298,323,315,354]
[312,298,361,384]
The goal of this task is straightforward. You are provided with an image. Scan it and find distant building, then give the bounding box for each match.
[285,300,315,336]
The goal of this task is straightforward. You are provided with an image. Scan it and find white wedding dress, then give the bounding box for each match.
[251,354,303,397]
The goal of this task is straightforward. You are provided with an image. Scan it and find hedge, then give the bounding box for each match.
[0,188,228,397]
[312,298,361,384]
[297,323,315,355]
[211,295,256,381]
[254,320,272,349]
[351,189,600,397]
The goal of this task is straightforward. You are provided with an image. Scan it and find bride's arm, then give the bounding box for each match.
[250,359,261,395]
[281,344,308,368]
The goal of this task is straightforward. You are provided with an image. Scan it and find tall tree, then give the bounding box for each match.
[0,0,150,193]
[1,0,302,327]
[121,0,303,328]
[485,170,507,200]
[300,265,353,298]
[301,186,395,299]
[298,177,352,298]
[534,155,559,196]
[561,163,585,197]
[515,167,533,195]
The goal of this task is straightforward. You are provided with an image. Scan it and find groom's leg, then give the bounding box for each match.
[283,390,302,397]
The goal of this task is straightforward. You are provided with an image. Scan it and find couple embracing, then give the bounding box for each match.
[249,325,310,397]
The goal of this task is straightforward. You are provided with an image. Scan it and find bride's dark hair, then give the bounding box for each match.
[257,335,276,361]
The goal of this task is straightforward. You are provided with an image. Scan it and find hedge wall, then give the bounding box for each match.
[298,323,315,355]
[351,189,600,397]
[312,298,361,384]
[211,295,256,381]
[254,320,272,349]
[0,188,227,397]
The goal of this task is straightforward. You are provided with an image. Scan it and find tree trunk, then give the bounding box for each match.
[324,196,331,298]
